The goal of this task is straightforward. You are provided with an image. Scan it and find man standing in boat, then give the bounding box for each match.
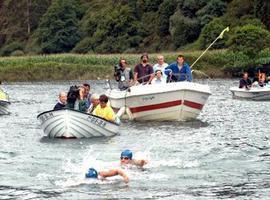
[53,91,67,110]
[134,53,154,85]
[165,55,192,82]
[153,55,168,81]
[114,58,134,90]
[239,72,252,89]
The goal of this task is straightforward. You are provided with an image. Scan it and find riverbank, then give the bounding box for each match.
[0,50,235,81]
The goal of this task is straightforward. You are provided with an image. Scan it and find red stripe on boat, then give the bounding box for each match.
[129,100,203,113]
[130,100,182,113]
[183,100,203,110]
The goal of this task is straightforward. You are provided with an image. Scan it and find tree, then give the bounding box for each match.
[37,0,80,53]
[228,25,270,57]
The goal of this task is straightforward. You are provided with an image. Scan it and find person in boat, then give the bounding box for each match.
[67,85,88,112]
[134,53,154,85]
[87,93,100,114]
[83,83,91,108]
[239,72,252,89]
[120,149,148,168]
[93,94,117,122]
[258,73,267,87]
[53,91,67,110]
[151,70,166,84]
[165,55,192,82]
[85,167,129,183]
[153,55,168,81]
[114,58,134,90]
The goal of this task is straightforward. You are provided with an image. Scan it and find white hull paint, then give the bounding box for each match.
[0,90,10,115]
[106,82,211,121]
[37,109,119,138]
[230,86,270,100]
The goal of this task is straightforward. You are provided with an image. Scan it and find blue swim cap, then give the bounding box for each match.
[121,149,133,159]
[85,168,98,178]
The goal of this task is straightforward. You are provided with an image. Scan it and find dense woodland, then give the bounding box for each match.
[0,0,270,77]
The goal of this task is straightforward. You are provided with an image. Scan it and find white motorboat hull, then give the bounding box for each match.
[230,87,270,100]
[106,82,211,121]
[37,109,119,138]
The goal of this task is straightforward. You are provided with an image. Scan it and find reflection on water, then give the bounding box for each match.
[0,79,269,199]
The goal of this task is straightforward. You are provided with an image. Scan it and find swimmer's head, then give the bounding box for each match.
[120,149,133,160]
[85,168,98,178]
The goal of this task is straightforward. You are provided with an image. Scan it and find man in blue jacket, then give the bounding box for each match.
[165,55,192,82]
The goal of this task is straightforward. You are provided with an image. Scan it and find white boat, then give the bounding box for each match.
[0,89,10,115]
[37,109,120,138]
[106,81,211,121]
[230,86,270,100]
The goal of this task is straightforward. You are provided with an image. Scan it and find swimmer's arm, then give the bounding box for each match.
[99,169,129,183]
[133,159,148,167]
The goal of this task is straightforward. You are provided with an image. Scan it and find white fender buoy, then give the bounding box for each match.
[125,107,134,120]
[116,107,126,118]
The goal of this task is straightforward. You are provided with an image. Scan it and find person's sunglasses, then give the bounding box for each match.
[120,156,130,160]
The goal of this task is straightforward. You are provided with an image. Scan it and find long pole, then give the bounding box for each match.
[190,27,229,69]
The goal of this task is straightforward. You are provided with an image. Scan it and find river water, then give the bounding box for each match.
[0,79,269,199]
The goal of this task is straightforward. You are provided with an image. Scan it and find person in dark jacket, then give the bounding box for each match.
[53,92,67,110]
[239,72,252,89]
[165,55,192,82]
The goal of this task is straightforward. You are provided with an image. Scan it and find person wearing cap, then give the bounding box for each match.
[153,55,168,81]
[85,167,129,183]
[151,70,166,84]
[53,91,67,110]
[93,94,116,122]
[120,149,148,167]
[134,53,154,85]
[87,93,100,114]
[165,55,192,82]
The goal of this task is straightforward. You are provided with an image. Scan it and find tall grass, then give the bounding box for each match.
[0,50,229,81]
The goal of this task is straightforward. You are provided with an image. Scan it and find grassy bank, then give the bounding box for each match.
[0,50,231,81]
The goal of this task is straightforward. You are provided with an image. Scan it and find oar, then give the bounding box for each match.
[190,27,230,69]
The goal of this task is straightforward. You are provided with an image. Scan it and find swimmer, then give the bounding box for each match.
[120,149,148,167]
[85,168,129,183]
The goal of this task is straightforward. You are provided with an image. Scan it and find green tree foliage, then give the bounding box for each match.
[37,0,81,53]
[228,25,270,57]
[157,0,177,36]
[198,18,227,49]
[74,4,141,53]
[0,41,24,56]
[254,0,270,29]
[196,0,227,26]
[170,11,200,49]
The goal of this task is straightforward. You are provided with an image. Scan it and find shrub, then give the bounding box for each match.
[228,25,270,57]
[10,50,25,57]
[0,41,24,56]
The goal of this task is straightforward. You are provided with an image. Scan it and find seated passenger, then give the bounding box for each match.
[239,72,252,89]
[153,55,168,81]
[151,70,166,84]
[93,94,116,122]
[87,93,100,114]
[53,91,67,110]
[114,58,134,90]
[165,55,192,82]
[258,73,267,87]
[134,53,154,85]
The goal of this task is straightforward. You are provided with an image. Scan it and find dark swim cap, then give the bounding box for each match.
[85,168,98,178]
[121,149,133,159]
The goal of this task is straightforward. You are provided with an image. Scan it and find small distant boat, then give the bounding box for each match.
[37,109,120,138]
[0,89,10,115]
[230,86,270,100]
[106,82,211,121]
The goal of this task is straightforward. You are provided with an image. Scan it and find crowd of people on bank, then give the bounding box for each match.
[114,53,192,90]
[239,72,270,89]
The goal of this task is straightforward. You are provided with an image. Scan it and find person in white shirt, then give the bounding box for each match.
[151,70,166,84]
[152,55,168,81]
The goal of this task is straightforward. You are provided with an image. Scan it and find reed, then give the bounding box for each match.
[0,50,229,81]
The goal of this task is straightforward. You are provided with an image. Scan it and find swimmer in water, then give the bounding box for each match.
[85,168,129,183]
[120,149,148,167]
